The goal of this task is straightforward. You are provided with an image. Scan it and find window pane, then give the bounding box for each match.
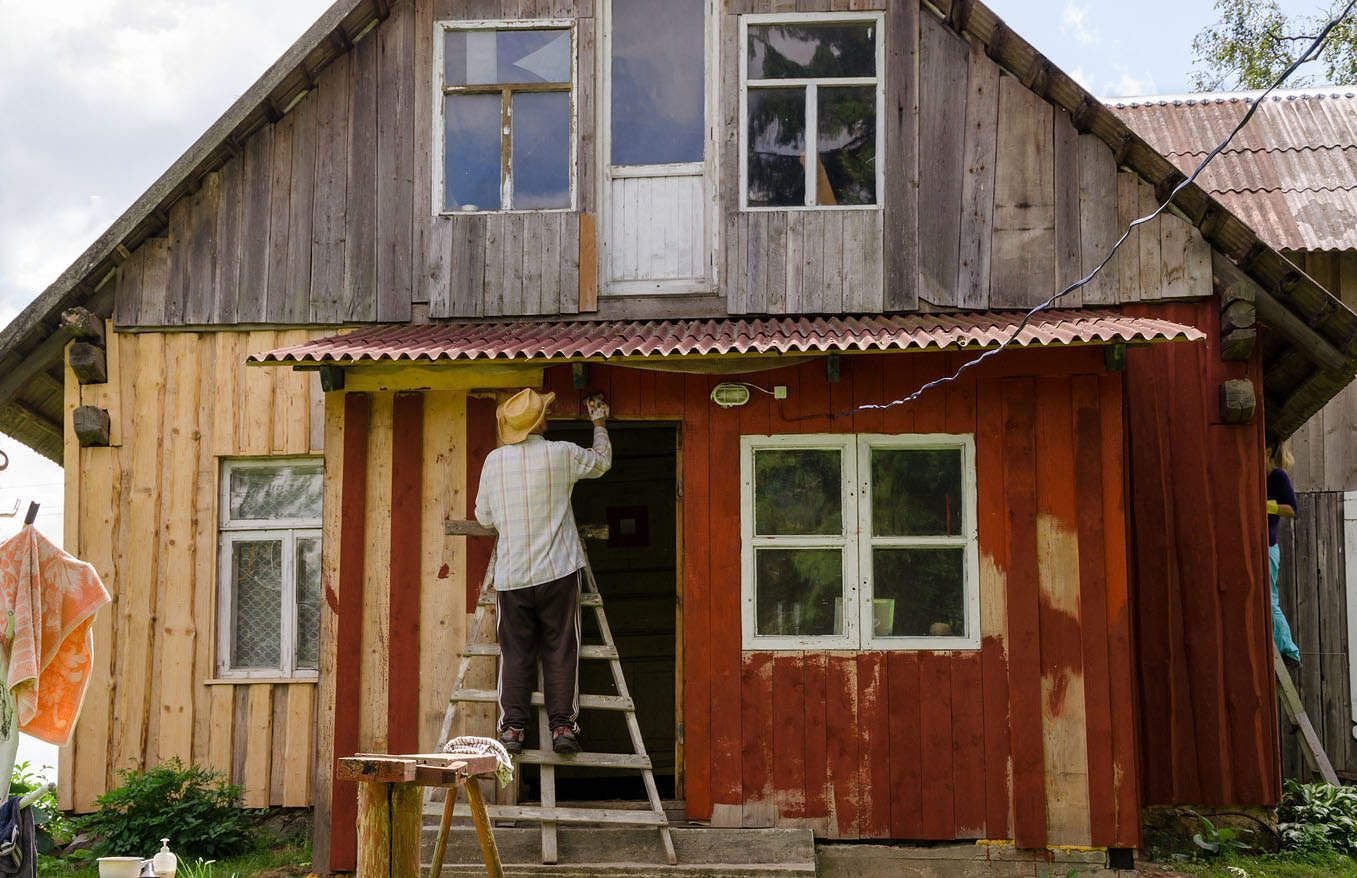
[232,540,283,669]
[445,29,571,85]
[817,86,876,205]
[747,87,806,207]
[755,548,843,636]
[610,0,705,165]
[872,548,966,638]
[512,91,571,209]
[445,94,503,211]
[747,22,876,80]
[753,448,841,535]
[229,464,323,522]
[296,538,322,671]
[871,448,963,536]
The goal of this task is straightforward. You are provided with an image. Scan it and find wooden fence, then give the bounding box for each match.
[1277,491,1357,781]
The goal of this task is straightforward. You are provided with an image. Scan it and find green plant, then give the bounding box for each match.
[1191,810,1256,857]
[9,760,71,853]
[1279,780,1357,855]
[74,760,256,861]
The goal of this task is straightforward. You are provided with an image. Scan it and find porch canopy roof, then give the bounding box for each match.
[249,311,1203,368]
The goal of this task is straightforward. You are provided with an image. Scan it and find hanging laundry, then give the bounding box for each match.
[0,527,110,745]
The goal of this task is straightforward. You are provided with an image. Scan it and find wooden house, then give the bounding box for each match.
[1117,90,1357,784]
[2,0,1356,872]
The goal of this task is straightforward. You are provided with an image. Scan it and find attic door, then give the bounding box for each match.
[601,0,714,293]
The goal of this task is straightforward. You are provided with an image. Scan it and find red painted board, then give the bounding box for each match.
[951,652,987,838]
[857,652,892,838]
[741,653,774,824]
[886,651,922,839]
[826,654,861,837]
[388,392,423,754]
[977,380,1013,840]
[802,652,831,820]
[681,373,713,817]
[919,652,956,839]
[707,399,744,809]
[330,392,370,872]
[772,654,808,819]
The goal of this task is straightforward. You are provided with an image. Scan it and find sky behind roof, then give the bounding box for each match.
[0,0,1346,776]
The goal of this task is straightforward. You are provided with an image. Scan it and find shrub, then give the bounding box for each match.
[75,760,256,861]
[1279,780,1357,855]
[9,760,71,853]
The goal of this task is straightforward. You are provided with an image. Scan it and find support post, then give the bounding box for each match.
[354,782,391,878]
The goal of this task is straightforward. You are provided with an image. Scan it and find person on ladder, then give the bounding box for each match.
[474,388,612,756]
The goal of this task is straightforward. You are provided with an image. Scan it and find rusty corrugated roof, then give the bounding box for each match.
[249,311,1204,365]
[1112,89,1357,252]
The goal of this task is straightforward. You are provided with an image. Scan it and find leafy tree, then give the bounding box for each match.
[1191,0,1357,91]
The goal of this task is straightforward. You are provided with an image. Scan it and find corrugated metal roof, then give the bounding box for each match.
[1112,90,1357,251]
[250,312,1204,365]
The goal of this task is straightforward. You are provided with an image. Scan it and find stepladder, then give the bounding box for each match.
[429,519,677,871]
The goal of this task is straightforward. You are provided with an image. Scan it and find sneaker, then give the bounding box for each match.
[499,726,525,755]
[551,724,582,754]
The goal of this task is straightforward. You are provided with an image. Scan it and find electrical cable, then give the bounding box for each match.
[840,0,1357,418]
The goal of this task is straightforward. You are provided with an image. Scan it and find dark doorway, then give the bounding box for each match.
[526,421,679,802]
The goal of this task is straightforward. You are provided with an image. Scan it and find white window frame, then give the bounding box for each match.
[739,12,886,212]
[216,458,324,680]
[740,434,979,651]
[433,19,579,215]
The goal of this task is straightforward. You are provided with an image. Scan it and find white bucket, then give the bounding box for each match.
[97,857,145,878]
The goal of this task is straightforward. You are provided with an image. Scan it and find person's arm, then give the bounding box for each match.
[474,456,497,528]
[1268,469,1299,519]
[571,395,613,480]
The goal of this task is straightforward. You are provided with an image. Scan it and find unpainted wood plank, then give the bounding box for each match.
[240,331,277,455]
[163,197,193,326]
[1075,134,1119,305]
[136,237,172,327]
[420,392,467,752]
[918,13,970,309]
[857,210,885,312]
[1183,224,1212,299]
[481,214,505,316]
[801,212,825,314]
[310,55,353,324]
[745,213,766,315]
[559,213,580,315]
[155,333,201,763]
[185,171,223,324]
[113,242,146,327]
[426,216,456,316]
[1053,110,1083,307]
[282,684,316,807]
[784,213,805,313]
[718,11,741,290]
[241,121,281,322]
[190,330,219,772]
[412,0,436,307]
[990,75,1056,309]
[264,110,297,323]
[523,213,546,315]
[820,213,844,313]
[361,393,395,753]
[242,684,274,808]
[270,685,290,806]
[1115,173,1143,303]
[1137,181,1164,301]
[503,218,526,316]
[577,211,597,313]
[284,93,318,324]
[724,212,746,314]
[58,365,81,810]
[345,34,380,322]
[214,155,246,324]
[1156,208,1190,301]
[376,0,415,321]
[211,332,240,457]
[277,329,317,454]
[312,390,346,868]
[882,0,919,311]
[578,17,598,215]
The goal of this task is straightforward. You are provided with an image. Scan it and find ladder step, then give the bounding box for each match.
[463,643,619,660]
[514,750,651,769]
[450,689,635,712]
[445,804,667,826]
[479,592,603,608]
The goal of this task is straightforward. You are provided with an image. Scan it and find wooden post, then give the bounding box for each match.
[390,783,422,877]
[354,782,392,878]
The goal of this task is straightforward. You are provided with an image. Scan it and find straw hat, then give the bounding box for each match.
[496,388,556,445]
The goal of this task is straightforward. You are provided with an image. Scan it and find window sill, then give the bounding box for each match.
[205,677,319,686]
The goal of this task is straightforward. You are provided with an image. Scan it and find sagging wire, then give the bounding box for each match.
[846,0,1357,417]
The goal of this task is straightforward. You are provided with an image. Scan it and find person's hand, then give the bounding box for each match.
[586,395,610,425]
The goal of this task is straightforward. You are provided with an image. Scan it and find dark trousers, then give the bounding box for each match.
[496,571,581,731]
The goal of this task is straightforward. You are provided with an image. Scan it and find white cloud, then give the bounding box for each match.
[1060,2,1100,46]
[1106,70,1159,99]
[1069,66,1095,92]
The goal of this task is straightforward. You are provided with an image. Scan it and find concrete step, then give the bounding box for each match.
[424,827,817,876]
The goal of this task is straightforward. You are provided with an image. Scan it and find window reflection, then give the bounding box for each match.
[747,23,876,79]
[445,94,503,211]
[747,88,806,208]
[817,86,876,205]
[513,92,572,209]
[610,0,705,166]
[445,29,571,85]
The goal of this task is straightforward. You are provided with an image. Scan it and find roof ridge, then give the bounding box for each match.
[1111,86,1357,108]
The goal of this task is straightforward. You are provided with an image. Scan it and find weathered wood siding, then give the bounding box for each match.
[534,350,1139,848]
[57,329,327,813]
[1124,298,1281,809]
[1276,492,1357,782]
[1285,251,1357,493]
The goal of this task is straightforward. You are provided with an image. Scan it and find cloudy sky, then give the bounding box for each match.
[0,0,1346,775]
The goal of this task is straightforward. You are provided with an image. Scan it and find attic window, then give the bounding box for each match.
[740,14,884,210]
[438,23,576,213]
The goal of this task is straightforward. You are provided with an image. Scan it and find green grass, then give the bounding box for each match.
[1148,851,1357,877]
[37,840,312,878]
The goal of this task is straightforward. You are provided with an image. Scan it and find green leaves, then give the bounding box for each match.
[1280,780,1357,855]
[1191,0,1357,91]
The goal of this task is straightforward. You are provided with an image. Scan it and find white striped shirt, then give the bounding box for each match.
[473,428,612,590]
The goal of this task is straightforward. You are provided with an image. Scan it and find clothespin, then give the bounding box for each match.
[21,504,36,527]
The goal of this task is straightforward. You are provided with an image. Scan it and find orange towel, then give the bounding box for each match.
[0,526,110,745]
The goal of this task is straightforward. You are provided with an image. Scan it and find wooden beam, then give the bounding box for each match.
[68,343,108,385]
[0,327,74,403]
[73,407,111,447]
[1,400,62,447]
[1219,380,1256,425]
[1215,252,1347,373]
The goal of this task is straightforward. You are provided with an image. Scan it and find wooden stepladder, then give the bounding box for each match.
[1274,645,1340,786]
[429,520,676,871]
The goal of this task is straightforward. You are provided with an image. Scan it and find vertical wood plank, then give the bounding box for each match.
[682,374,713,818]
[282,685,316,807]
[917,14,969,309]
[361,394,395,753]
[559,213,580,314]
[857,653,891,838]
[883,0,919,311]
[114,242,146,328]
[207,687,235,775]
[238,126,275,323]
[991,76,1055,309]
[1137,183,1164,301]
[578,16,597,214]
[185,172,223,324]
[1115,172,1143,303]
[344,35,380,323]
[412,0,436,306]
[311,56,353,324]
[707,399,743,815]
[1076,134,1119,305]
[578,212,598,313]
[771,655,807,820]
[242,685,274,808]
[191,344,220,774]
[957,45,999,309]
[802,652,830,822]
[740,653,774,825]
[420,392,467,751]
[1053,110,1083,307]
[265,111,297,323]
[826,655,860,837]
[388,393,424,753]
[376,0,415,321]
[163,194,192,326]
[285,94,318,324]
[214,157,245,324]
[312,390,345,872]
[886,652,922,839]
[919,653,955,839]
[951,653,988,837]
[270,686,290,806]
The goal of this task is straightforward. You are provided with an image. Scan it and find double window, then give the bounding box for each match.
[217,460,323,679]
[740,14,884,209]
[438,22,576,212]
[740,435,979,651]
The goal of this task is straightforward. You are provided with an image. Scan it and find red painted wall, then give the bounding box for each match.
[540,347,1140,847]
[1125,300,1280,808]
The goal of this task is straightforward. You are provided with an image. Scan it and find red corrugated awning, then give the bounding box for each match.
[249,311,1204,366]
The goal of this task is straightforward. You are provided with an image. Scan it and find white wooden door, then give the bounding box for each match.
[601,0,714,294]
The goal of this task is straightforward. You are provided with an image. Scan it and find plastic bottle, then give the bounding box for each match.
[152,839,177,877]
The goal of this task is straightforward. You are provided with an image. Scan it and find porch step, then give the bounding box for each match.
[424,827,817,876]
